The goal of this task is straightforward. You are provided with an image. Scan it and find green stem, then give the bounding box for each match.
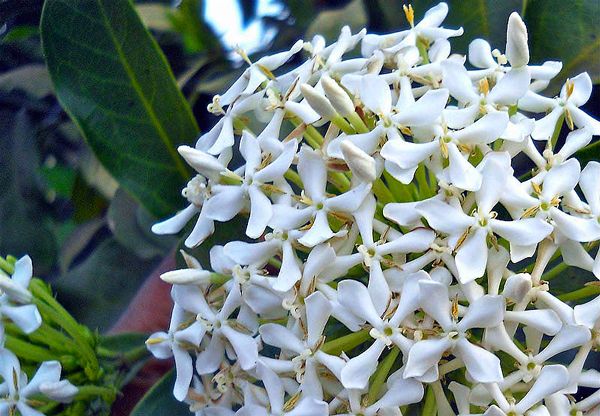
[30,280,100,379]
[321,329,371,355]
[0,256,14,274]
[368,347,400,404]
[542,261,568,281]
[558,285,600,302]
[284,169,303,188]
[421,385,437,415]
[347,112,369,133]
[373,178,396,204]
[4,335,58,362]
[331,115,356,135]
[75,385,116,402]
[549,113,565,150]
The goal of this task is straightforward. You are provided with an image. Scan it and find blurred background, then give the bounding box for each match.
[0,0,598,333]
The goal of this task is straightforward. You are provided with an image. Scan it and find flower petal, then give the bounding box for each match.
[455,338,503,383]
[305,291,333,347]
[418,280,452,330]
[340,339,387,389]
[455,227,488,283]
[404,337,452,378]
[515,365,569,414]
[337,279,383,327]
[458,295,504,331]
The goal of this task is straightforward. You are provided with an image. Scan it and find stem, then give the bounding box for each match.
[421,385,436,415]
[331,115,356,135]
[558,284,600,302]
[0,256,14,274]
[368,347,400,404]
[373,179,396,204]
[347,112,369,133]
[550,113,565,150]
[284,170,303,188]
[321,329,370,355]
[415,164,430,197]
[4,335,58,362]
[542,261,568,281]
[75,385,116,402]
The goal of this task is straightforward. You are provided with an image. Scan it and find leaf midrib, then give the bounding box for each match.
[96,0,190,181]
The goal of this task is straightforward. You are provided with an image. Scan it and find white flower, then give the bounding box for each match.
[0,348,77,413]
[0,255,42,342]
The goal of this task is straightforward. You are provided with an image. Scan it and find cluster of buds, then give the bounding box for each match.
[150,3,600,415]
[0,256,78,414]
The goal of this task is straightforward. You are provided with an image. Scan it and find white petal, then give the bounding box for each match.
[246,187,272,239]
[569,106,600,135]
[489,68,531,105]
[455,227,488,283]
[458,295,504,331]
[452,112,509,144]
[298,210,335,247]
[1,304,41,334]
[184,210,214,248]
[196,335,225,374]
[172,345,193,401]
[207,115,235,155]
[325,183,372,213]
[337,280,383,327]
[259,324,304,354]
[378,228,436,256]
[476,153,511,213]
[285,100,321,124]
[21,361,61,397]
[404,337,451,378]
[12,255,33,288]
[380,139,438,169]
[269,205,314,231]
[534,325,591,363]
[327,126,385,159]
[392,89,449,126]
[178,145,225,178]
[443,104,479,129]
[305,291,333,347]
[384,159,418,184]
[368,261,391,317]
[152,204,198,235]
[580,161,600,213]
[418,280,452,330]
[468,39,496,69]
[390,271,431,326]
[447,142,482,191]
[515,365,569,414]
[551,207,600,242]
[203,186,245,221]
[505,12,529,68]
[562,72,592,107]
[255,140,298,183]
[298,147,327,200]
[542,159,580,199]
[340,339,387,389]
[272,241,302,292]
[442,60,478,104]
[223,240,280,266]
[531,106,563,141]
[455,338,503,383]
[383,201,422,226]
[557,128,593,160]
[371,377,424,409]
[360,74,391,115]
[221,325,257,370]
[574,295,600,328]
[504,309,562,335]
[489,218,552,246]
[256,362,285,413]
[416,198,473,234]
[286,398,329,416]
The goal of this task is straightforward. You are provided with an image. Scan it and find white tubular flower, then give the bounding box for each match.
[0,348,78,413]
[0,255,42,339]
[338,272,430,389]
[404,280,505,383]
[418,155,552,281]
[146,305,205,401]
[520,72,600,140]
[484,365,569,416]
[147,3,600,414]
[236,361,329,416]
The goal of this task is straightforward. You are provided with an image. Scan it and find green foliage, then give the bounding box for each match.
[130,370,191,416]
[41,0,198,218]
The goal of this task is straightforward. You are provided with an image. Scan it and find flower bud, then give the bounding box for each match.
[0,275,32,303]
[160,269,213,285]
[178,145,225,178]
[300,84,338,119]
[340,140,376,182]
[321,76,355,117]
[506,12,529,67]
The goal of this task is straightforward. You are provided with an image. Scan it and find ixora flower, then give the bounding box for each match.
[149,3,600,415]
[0,255,42,342]
[0,348,78,414]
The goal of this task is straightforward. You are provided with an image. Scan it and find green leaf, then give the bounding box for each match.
[306,0,367,40]
[524,0,600,86]
[41,0,198,218]
[130,369,190,416]
[575,141,600,165]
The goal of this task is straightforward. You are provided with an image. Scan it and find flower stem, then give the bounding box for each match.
[558,284,600,302]
[368,347,400,404]
[421,385,436,415]
[321,329,371,355]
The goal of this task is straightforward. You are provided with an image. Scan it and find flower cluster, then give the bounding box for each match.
[0,256,78,414]
[150,3,600,415]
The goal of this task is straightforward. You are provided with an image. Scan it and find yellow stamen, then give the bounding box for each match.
[403,4,415,27]
[565,79,575,99]
[479,78,490,95]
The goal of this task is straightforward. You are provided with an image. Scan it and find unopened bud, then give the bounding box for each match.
[340,140,376,182]
[506,12,529,67]
[160,269,213,285]
[321,76,355,117]
[300,84,338,119]
[178,146,225,178]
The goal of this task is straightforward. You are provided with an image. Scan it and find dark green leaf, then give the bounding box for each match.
[41,0,198,218]
[56,237,157,331]
[108,189,176,259]
[574,140,599,166]
[305,0,367,40]
[100,332,148,353]
[130,369,190,416]
[525,0,599,86]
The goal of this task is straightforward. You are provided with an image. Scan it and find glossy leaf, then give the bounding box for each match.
[525,0,599,85]
[130,369,190,416]
[41,0,198,218]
